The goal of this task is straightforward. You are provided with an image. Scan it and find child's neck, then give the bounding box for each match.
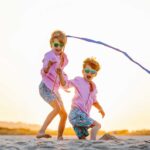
[83,77,93,91]
[83,77,92,83]
[53,49,62,55]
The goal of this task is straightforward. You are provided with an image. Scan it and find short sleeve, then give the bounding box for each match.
[42,52,56,68]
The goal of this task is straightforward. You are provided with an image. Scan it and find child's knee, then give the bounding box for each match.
[96,122,101,129]
[93,121,101,129]
[59,110,67,119]
[52,106,61,114]
[52,107,60,114]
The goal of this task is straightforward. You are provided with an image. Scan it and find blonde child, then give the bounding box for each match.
[57,57,105,140]
[37,30,68,140]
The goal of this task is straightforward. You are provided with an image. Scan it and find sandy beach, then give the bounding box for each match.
[0,135,150,150]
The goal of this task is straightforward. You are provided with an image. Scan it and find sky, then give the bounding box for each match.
[0,0,150,131]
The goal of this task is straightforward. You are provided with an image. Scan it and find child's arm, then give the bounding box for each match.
[43,61,53,73]
[93,101,105,118]
[56,68,74,90]
[56,68,66,86]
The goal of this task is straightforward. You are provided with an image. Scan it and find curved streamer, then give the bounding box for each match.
[67,35,150,74]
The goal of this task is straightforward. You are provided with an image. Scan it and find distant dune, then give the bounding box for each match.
[0,121,150,135]
[0,121,40,130]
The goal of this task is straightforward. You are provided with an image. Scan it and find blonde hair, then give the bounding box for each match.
[50,30,67,47]
[83,57,100,71]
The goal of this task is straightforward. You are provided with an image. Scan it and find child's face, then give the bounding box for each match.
[82,64,97,82]
[52,38,65,55]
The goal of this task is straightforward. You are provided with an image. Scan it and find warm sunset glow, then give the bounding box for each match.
[0,0,150,132]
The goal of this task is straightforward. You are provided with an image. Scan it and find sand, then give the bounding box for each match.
[0,135,150,150]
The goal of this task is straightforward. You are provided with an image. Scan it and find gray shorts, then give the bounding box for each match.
[39,82,62,104]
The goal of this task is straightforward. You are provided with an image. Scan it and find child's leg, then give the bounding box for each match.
[74,126,88,140]
[90,120,101,140]
[57,105,67,140]
[69,108,93,140]
[54,92,67,140]
[37,100,61,137]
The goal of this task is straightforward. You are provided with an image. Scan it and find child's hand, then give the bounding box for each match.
[56,68,62,75]
[44,61,55,74]
[99,109,105,118]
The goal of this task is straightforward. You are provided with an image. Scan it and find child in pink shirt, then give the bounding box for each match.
[37,30,68,140]
[57,57,105,140]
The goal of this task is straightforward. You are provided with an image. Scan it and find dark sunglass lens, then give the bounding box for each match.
[91,70,96,74]
[60,43,64,47]
[85,69,90,73]
[54,43,59,47]
[91,72,96,74]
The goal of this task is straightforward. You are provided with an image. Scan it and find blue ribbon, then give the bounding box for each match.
[67,35,150,74]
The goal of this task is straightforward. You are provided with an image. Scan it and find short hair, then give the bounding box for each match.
[83,57,100,71]
[50,30,67,47]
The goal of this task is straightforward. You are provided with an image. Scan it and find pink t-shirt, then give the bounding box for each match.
[65,76,98,116]
[41,49,68,92]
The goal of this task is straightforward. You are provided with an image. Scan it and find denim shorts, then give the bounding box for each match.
[39,82,62,104]
[69,108,94,127]
[69,108,94,138]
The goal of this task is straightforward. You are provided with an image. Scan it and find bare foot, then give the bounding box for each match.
[36,133,52,138]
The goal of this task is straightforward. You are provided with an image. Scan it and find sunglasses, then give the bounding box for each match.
[53,42,64,48]
[84,68,97,74]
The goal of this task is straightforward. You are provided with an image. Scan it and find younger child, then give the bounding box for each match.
[57,57,105,140]
[37,30,68,140]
